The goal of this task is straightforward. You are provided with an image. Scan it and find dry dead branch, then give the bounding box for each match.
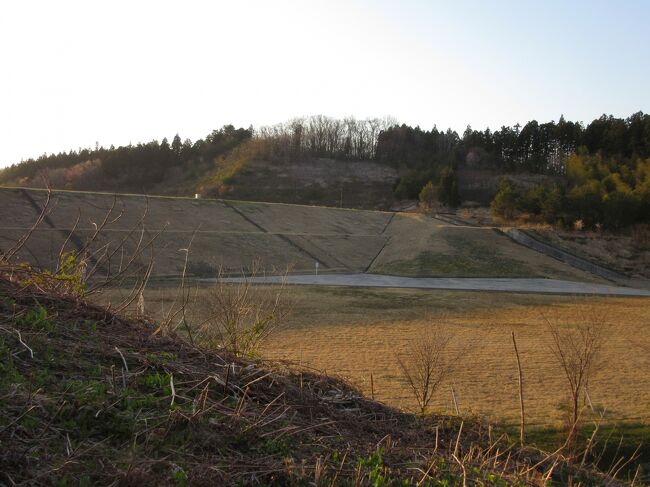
[511,331,525,447]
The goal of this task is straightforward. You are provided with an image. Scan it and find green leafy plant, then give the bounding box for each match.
[20,251,87,297]
[16,303,54,332]
[357,448,388,486]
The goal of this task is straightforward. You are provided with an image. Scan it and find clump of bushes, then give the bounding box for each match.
[414,166,461,211]
[491,152,650,230]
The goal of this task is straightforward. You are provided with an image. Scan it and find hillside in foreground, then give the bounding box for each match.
[0,276,619,486]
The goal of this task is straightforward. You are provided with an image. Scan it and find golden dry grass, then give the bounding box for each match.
[99,284,650,429]
[263,286,650,428]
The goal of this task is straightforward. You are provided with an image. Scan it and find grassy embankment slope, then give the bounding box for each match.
[0,187,600,282]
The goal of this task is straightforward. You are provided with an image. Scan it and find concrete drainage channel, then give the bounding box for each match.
[502,228,627,283]
[436,212,633,285]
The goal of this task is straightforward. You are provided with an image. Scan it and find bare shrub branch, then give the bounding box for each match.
[545,309,605,450]
[197,263,292,357]
[396,326,455,415]
[1,190,159,305]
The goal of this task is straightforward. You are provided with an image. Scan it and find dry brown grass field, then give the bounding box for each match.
[99,284,650,430]
[252,287,650,427]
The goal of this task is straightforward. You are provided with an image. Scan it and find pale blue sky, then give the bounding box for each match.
[1,0,648,167]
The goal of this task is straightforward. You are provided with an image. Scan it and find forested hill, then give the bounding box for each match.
[1,112,649,210]
[0,125,253,195]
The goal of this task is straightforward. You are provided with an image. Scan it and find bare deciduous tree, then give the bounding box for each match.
[397,328,455,415]
[256,115,395,162]
[547,319,603,448]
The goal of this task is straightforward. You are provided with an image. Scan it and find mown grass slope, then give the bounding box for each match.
[369,213,602,281]
[0,188,602,282]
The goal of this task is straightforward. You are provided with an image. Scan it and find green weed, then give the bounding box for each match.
[263,437,294,457]
[16,303,54,332]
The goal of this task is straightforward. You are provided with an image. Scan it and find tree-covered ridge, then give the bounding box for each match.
[379,112,650,199]
[2,112,649,215]
[254,115,396,162]
[0,125,252,193]
[378,112,650,173]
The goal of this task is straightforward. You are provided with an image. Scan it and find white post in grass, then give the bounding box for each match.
[315,261,319,276]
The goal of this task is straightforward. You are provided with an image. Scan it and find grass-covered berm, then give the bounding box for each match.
[0,275,625,486]
[0,187,602,281]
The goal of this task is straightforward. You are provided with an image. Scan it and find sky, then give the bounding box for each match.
[1,0,649,167]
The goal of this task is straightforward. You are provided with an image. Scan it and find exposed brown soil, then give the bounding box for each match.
[221,158,398,210]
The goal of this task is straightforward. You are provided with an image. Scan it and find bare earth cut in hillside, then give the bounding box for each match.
[217,158,398,210]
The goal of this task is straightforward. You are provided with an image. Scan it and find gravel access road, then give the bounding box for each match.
[215,273,650,296]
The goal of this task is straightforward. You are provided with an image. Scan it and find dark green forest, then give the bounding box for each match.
[0,126,253,193]
[1,112,649,228]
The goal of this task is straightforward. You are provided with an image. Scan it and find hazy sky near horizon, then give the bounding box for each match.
[1,0,649,167]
